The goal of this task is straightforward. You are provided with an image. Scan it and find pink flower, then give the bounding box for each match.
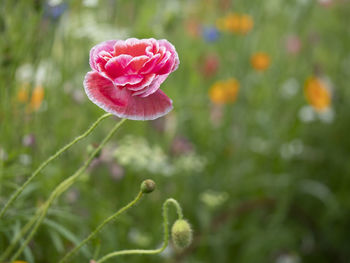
[285,35,301,55]
[84,38,179,120]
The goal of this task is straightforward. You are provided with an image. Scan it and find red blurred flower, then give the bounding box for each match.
[200,53,220,78]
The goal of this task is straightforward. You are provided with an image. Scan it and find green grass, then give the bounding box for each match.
[1,0,350,262]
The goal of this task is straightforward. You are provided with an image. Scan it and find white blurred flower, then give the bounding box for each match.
[63,12,129,42]
[83,0,98,7]
[280,139,303,159]
[128,229,152,247]
[19,154,32,166]
[0,147,8,161]
[299,106,316,123]
[114,136,206,176]
[35,59,61,86]
[174,153,207,174]
[114,136,173,176]
[280,78,299,99]
[16,64,34,83]
[160,244,173,258]
[200,190,229,208]
[48,0,63,6]
[276,253,300,263]
[250,137,269,154]
[318,107,334,123]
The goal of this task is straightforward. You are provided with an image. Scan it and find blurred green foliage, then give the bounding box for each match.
[1,0,350,262]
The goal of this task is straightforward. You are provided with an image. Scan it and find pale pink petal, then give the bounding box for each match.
[158,39,180,71]
[153,51,173,74]
[145,39,159,56]
[84,71,126,109]
[84,71,172,120]
[116,88,173,120]
[90,40,116,71]
[114,38,149,57]
[114,75,143,86]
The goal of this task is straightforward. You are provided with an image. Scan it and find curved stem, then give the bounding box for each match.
[96,198,183,263]
[0,113,112,219]
[59,190,143,263]
[9,118,127,262]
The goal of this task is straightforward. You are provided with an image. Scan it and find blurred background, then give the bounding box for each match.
[1,0,350,262]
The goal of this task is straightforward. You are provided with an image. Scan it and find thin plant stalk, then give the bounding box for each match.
[0,113,112,219]
[0,208,42,261]
[9,118,126,262]
[95,198,183,263]
[59,191,144,263]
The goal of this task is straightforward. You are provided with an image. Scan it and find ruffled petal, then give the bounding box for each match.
[124,55,149,74]
[84,71,173,120]
[104,55,133,79]
[89,40,116,72]
[114,75,143,86]
[114,38,149,57]
[139,53,161,74]
[126,74,156,91]
[158,39,180,72]
[84,71,126,109]
[133,74,169,97]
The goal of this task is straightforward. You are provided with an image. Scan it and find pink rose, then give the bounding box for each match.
[84,38,179,120]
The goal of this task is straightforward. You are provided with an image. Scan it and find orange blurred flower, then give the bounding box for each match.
[304,77,331,111]
[17,84,29,103]
[185,18,201,38]
[209,78,239,104]
[251,52,270,71]
[224,13,241,33]
[217,13,254,35]
[240,14,254,34]
[30,85,44,111]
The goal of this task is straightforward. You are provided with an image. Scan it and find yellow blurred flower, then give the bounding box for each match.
[17,83,29,103]
[29,85,44,111]
[251,52,270,71]
[224,13,241,33]
[209,78,240,104]
[240,14,254,34]
[217,13,254,34]
[304,77,331,111]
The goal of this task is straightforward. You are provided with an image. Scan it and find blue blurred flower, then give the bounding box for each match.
[202,26,220,42]
[44,1,68,21]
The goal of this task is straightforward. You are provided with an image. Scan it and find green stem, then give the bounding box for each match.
[59,190,144,263]
[0,113,112,219]
[0,209,41,261]
[96,198,183,263]
[9,118,127,262]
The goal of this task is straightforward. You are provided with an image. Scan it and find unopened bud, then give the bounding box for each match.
[171,219,192,249]
[141,179,156,194]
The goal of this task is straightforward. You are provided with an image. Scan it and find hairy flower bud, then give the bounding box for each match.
[171,219,192,249]
[141,179,156,194]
